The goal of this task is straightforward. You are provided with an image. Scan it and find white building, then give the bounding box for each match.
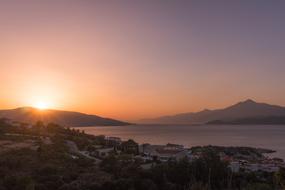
[229,161,240,173]
[140,144,191,162]
[95,147,115,158]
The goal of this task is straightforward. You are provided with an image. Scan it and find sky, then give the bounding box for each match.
[1,0,285,121]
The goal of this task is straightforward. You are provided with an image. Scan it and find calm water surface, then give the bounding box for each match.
[76,125,285,159]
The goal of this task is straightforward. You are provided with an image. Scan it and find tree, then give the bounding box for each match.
[275,167,285,189]
[0,118,9,134]
[244,183,273,190]
[3,175,35,190]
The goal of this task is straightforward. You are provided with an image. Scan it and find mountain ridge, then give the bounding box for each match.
[140,99,285,124]
[0,107,130,127]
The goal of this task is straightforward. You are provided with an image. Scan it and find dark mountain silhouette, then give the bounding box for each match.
[0,107,130,127]
[140,99,285,124]
[207,116,285,125]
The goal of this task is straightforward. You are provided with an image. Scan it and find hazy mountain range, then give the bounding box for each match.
[140,99,285,125]
[0,107,129,127]
[2,99,285,127]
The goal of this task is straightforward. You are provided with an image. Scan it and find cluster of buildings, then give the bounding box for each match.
[90,137,139,158]
[92,136,193,163]
[219,152,285,173]
[240,158,285,173]
[88,136,285,173]
[139,143,192,162]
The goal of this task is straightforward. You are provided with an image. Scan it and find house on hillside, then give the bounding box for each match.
[105,136,122,147]
[94,147,115,158]
[141,143,192,162]
[121,139,139,155]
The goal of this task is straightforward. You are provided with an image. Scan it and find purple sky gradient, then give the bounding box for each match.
[0,0,285,120]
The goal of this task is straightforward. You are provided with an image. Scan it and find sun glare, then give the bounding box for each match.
[34,102,49,110]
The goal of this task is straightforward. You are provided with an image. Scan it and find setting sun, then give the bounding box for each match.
[1,1,285,189]
[34,102,49,110]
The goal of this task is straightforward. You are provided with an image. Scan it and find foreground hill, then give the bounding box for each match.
[0,107,130,127]
[141,99,285,124]
[1,120,281,190]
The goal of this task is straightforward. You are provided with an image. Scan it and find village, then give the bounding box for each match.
[1,119,285,175]
[1,120,285,189]
[78,135,285,174]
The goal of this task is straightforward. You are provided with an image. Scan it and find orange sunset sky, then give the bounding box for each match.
[1,1,285,121]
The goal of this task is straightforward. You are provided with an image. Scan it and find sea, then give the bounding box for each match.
[76,124,285,159]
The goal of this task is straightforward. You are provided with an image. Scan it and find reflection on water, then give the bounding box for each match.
[76,124,285,159]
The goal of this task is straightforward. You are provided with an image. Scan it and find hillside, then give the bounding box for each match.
[0,107,130,127]
[141,99,285,124]
[207,116,285,125]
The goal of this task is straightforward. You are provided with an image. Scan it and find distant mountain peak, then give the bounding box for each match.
[231,99,258,108]
[199,109,211,113]
[140,99,285,124]
[242,99,256,104]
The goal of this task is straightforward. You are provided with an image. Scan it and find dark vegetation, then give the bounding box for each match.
[0,118,285,190]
